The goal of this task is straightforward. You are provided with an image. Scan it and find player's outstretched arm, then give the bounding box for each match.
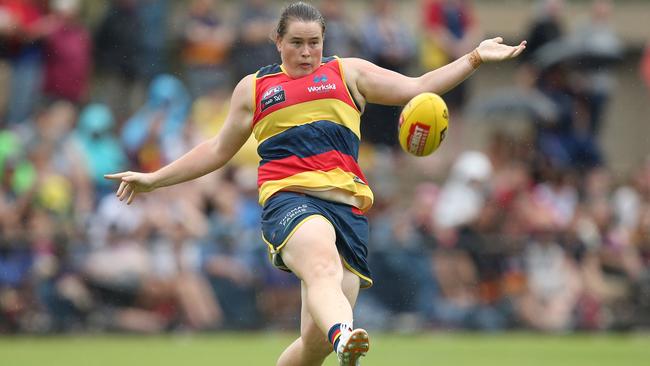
[104,75,255,204]
[345,37,526,107]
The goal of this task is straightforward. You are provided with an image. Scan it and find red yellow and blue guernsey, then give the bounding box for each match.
[252,56,374,212]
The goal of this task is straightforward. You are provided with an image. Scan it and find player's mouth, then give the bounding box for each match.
[299,62,312,69]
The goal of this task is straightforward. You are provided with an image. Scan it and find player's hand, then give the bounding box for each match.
[104,171,157,205]
[476,37,527,62]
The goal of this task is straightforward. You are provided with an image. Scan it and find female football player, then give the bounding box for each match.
[106,2,525,365]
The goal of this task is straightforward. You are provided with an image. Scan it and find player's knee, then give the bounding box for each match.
[307,257,343,283]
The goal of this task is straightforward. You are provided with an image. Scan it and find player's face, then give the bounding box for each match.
[277,20,323,78]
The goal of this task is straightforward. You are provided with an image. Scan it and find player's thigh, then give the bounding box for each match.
[280,215,341,282]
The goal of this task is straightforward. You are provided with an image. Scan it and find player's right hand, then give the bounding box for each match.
[104,171,157,205]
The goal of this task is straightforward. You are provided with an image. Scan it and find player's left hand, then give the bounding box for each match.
[104,171,157,205]
[476,37,527,62]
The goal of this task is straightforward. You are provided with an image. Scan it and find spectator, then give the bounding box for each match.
[145,190,222,331]
[364,207,439,330]
[74,104,128,200]
[83,205,169,333]
[201,180,262,329]
[24,101,93,216]
[319,0,357,57]
[180,0,234,98]
[518,227,582,332]
[0,130,36,202]
[522,0,565,63]
[28,207,93,332]
[135,0,170,81]
[0,0,45,125]
[121,74,191,171]
[641,41,650,92]
[39,0,92,104]
[0,223,32,332]
[93,0,142,121]
[230,0,278,83]
[434,151,493,237]
[572,0,620,136]
[359,0,416,148]
[535,63,603,170]
[420,0,481,111]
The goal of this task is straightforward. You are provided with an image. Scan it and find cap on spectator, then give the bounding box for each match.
[450,150,493,183]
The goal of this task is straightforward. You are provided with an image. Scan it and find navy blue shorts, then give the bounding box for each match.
[261,192,372,288]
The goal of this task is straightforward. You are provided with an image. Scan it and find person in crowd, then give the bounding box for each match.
[522,0,565,63]
[0,0,45,125]
[230,0,278,83]
[120,74,191,171]
[74,104,128,200]
[93,0,142,121]
[135,0,170,81]
[358,0,417,149]
[39,0,91,104]
[421,0,481,111]
[180,0,234,98]
[319,0,358,58]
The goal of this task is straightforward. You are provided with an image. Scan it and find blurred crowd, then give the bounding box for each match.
[1,0,649,334]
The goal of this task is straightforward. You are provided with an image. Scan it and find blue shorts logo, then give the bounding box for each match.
[279,204,308,228]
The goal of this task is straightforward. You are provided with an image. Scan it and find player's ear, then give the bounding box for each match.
[275,36,282,53]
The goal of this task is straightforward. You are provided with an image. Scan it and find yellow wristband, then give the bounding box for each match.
[468,49,483,69]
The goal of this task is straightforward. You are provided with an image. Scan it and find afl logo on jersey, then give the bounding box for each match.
[261,85,286,111]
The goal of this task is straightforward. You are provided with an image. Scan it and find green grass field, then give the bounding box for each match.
[1,332,649,366]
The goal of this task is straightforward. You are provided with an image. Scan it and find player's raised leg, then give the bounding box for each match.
[280,216,352,336]
[276,216,366,365]
[277,261,364,366]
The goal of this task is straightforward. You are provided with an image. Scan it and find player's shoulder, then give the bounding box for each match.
[256,63,283,78]
[231,74,256,110]
[339,57,374,81]
[235,74,256,92]
[322,55,337,64]
[339,57,376,73]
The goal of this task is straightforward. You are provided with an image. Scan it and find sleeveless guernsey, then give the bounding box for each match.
[252,56,373,212]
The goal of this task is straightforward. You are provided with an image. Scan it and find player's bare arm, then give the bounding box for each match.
[104,74,255,204]
[343,37,526,107]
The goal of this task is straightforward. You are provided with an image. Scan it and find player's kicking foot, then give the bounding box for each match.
[337,328,370,366]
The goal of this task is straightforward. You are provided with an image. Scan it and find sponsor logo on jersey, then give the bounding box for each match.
[308,74,336,93]
[307,84,337,93]
[261,85,286,111]
[313,74,328,83]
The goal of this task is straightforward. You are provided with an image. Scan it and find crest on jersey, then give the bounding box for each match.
[261,85,286,111]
